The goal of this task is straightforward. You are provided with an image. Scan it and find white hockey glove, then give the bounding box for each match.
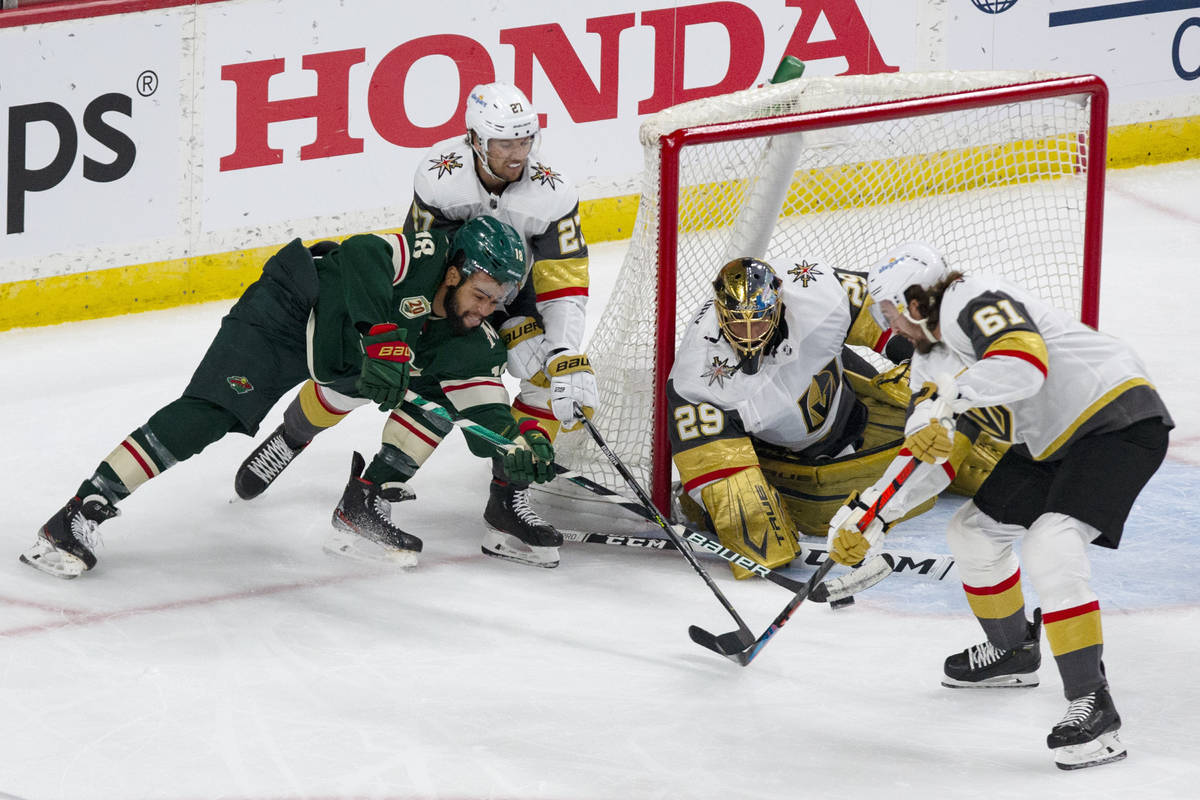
[903,380,961,465]
[499,316,548,381]
[826,487,893,566]
[546,348,598,430]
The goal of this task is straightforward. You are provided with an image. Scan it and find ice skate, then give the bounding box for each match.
[325,452,422,566]
[235,424,309,500]
[481,478,562,568]
[942,609,1042,688]
[1047,685,1126,769]
[20,494,119,579]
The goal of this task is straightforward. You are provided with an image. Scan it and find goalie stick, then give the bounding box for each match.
[403,392,954,595]
[571,405,758,651]
[687,457,922,666]
[556,531,955,584]
[403,391,803,597]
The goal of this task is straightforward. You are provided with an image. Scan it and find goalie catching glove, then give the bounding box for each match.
[826,487,895,566]
[546,348,598,430]
[357,323,412,410]
[502,420,556,484]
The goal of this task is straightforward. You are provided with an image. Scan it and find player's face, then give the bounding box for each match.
[879,299,935,354]
[484,136,534,182]
[447,271,507,334]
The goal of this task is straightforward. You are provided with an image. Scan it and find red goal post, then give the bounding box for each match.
[541,71,1108,520]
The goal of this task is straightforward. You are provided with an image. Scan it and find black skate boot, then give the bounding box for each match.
[942,608,1042,688]
[235,424,310,500]
[325,452,423,565]
[482,478,562,568]
[1048,685,1126,769]
[20,494,120,578]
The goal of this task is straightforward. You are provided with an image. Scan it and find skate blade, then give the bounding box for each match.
[941,672,1040,689]
[1054,731,1127,770]
[19,539,87,579]
[480,530,559,568]
[323,529,419,567]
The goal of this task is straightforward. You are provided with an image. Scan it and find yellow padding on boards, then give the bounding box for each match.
[5,116,1197,334]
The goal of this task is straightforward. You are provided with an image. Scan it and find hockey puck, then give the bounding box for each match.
[830,595,856,610]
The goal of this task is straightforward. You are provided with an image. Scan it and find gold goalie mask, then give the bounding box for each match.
[712,257,783,375]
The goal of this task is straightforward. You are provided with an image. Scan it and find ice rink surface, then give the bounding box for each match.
[1,161,1198,799]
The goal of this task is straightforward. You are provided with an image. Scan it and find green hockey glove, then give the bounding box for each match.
[502,420,556,484]
[357,323,412,410]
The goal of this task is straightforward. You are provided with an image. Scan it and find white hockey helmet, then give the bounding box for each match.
[464,82,540,154]
[866,241,949,311]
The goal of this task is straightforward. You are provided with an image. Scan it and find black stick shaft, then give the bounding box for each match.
[574,409,753,635]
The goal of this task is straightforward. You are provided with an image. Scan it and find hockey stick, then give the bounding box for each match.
[555,530,954,584]
[688,457,922,666]
[571,405,758,651]
[402,392,804,594]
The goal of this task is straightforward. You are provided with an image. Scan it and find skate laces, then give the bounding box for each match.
[511,487,548,527]
[967,641,1007,669]
[247,435,299,482]
[71,498,117,550]
[1057,693,1097,728]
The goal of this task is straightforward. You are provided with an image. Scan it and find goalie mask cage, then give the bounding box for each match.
[546,71,1107,517]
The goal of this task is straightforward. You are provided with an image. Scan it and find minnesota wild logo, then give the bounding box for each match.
[227,376,254,395]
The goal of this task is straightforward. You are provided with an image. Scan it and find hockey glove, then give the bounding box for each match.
[502,420,556,484]
[546,348,598,430]
[827,488,893,566]
[357,323,412,411]
[499,316,548,381]
[903,381,957,464]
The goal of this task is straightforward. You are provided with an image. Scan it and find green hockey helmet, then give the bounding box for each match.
[449,216,527,303]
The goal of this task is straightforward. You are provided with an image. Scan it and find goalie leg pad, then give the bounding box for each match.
[758,442,935,536]
[699,467,798,579]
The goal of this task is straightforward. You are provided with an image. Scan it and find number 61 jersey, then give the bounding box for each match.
[913,274,1173,461]
[667,264,894,492]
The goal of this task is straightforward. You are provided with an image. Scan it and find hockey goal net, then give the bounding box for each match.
[538,70,1107,526]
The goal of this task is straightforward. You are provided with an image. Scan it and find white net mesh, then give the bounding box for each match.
[547,71,1103,514]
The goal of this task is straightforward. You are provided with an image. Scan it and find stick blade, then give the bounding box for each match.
[688,625,755,664]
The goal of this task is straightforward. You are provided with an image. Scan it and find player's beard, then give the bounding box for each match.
[444,282,480,337]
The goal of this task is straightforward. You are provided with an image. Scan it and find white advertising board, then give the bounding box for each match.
[1,0,1198,286]
[944,0,1200,120]
[197,0,918,250]
[0,8,190,276]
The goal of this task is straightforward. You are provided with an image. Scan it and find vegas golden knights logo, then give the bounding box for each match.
[798,357,841,432]
[964,405,1014,442]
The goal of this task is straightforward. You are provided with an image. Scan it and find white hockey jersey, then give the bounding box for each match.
[668,263,893,494]
[867,274,1173,519]
[406,136,588,353]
